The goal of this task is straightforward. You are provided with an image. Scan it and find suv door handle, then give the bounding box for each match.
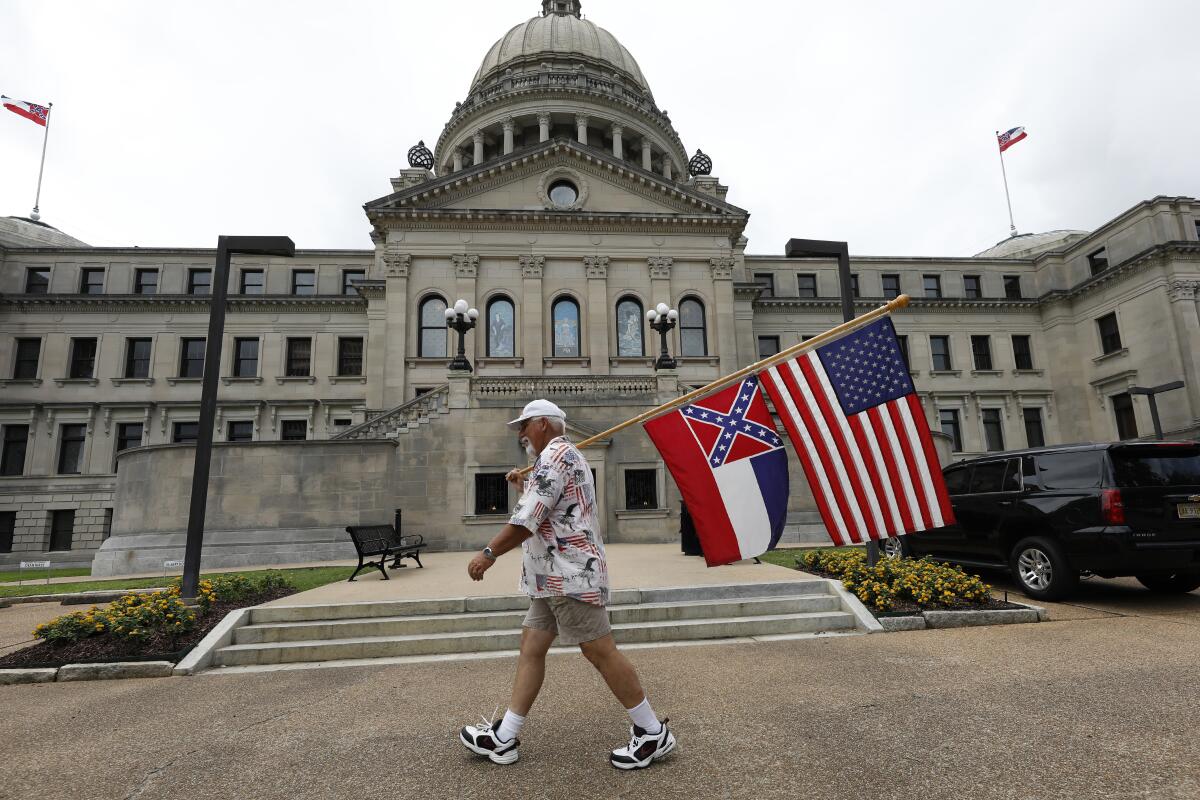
[997,500,1013,506]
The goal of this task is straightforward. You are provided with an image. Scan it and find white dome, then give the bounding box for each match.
[974,229,1089,259]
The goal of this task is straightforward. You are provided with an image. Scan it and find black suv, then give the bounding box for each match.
[889,441,1200,600]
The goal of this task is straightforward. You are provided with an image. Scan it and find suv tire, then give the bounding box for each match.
[1135,573,1200,594]
[1010,537,1078,601]
[879,537,910,559]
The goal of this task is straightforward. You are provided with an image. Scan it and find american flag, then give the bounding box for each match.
[759,317,955,547]
[997,126,1027,153]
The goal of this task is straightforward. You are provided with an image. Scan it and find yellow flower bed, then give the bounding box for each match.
[798,548,992,612]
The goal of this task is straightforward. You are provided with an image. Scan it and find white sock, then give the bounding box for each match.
[626,697,662,735]
[496,709,525,743]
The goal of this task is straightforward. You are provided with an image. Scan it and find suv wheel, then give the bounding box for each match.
[1135,573,1200,594]
[879,537,909,559]
[1010,537,1078,601]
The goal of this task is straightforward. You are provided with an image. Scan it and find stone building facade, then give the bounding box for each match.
[1,0,1198,571]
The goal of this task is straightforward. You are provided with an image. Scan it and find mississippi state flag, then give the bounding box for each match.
[644,376,787,566]
[760,317,955,547]
[1,96,50,126]
[997,126,1027,152]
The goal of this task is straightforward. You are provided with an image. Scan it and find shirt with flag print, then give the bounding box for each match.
[509,436,608,606]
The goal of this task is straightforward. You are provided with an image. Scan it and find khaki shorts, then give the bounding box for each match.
[523,597,612,645]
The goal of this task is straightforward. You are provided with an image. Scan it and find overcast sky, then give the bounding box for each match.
[3,0,1198,256]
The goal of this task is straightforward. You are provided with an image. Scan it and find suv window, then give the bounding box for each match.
[943,465,971,495]
[969,461,1007,493]
[1001,458,1022,492]
[1110,446,1200,488]
[1036,451,1103,489]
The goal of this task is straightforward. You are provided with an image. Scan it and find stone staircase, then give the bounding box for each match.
[333,384,451,440]
[200,580,869,675]
[779,512,831,546]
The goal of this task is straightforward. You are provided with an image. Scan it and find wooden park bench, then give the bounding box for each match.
[345,511,426,582]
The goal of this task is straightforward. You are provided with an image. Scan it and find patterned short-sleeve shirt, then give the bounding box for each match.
[509,436,608,607]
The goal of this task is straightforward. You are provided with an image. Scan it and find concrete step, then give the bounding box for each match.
[234,594,843,644]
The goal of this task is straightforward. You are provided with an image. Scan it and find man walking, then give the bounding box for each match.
[459,399,677,769]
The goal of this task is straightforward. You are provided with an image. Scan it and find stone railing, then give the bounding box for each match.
[473,375,657,400]
[334,384,450,440]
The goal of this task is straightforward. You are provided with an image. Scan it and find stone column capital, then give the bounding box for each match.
[384,252,411,278]
[502,117,515,132]
[472,130,485,144]
[1168,279,1200,301]
[648,256,673,280]
[452,254,479,278]
[537,112,551,125]
[575,114,590,126]
[520,255,545,278]
[611,123,624,135]
[584,256,609,279]
[709,256,735,280]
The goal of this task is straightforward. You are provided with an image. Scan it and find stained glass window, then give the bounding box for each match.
[616,297,644,357]
[487,297,515,357]
[419,296,448,357]
[552,297,580,357]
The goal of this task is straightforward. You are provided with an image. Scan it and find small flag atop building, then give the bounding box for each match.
[997,126,1027,153]
[2,96,50,126]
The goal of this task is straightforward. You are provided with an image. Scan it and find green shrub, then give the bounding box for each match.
[797,548,992,612]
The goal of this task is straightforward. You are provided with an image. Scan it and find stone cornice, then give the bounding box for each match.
[2,247,372,258]
[1041,241,1200,305]
[755,297,1041,313]
[0,294,368,314]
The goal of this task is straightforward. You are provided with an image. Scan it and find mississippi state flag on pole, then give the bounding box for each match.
[759,317,955,547]
[997,126,1027,152]
[644,375,788,566]
[1,96,50,126]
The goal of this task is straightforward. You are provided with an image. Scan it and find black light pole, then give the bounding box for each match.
[1129,381,1185,440]
[783,239,884,565]
[181,235,295,599]
[445,298,478,372]
[647,302,679,370]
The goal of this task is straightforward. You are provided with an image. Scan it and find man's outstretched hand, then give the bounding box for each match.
[467,553,494,581]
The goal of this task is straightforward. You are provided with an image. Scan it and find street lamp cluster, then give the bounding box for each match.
[446,299,479,372]
[647,303,679,370]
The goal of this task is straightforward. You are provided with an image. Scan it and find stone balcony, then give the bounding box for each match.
[472,375,657,403]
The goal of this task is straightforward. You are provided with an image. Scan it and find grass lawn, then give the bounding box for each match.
[0,566,353,599]
[0,567,93,584]
[759,545,864,570]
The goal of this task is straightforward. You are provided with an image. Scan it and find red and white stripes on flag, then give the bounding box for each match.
[1,96,50,126]
[758,316,955,546]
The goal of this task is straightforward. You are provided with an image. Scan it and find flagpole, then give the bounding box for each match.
[30,102,52,221]
[995,130,1017,238]
[518,294,912,475]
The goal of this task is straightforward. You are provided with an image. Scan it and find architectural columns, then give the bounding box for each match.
[502,118,515,155]
[611,125,623,159]
[520,256,546,369]
[663,158,673,181]
[576,115,589,145]
[538,113,550,142]
[472,132,484,166]
[585,256,610,374]
[1168,280,1200,424]
[377,248,409,407]
[452,254,480,366]
[641,139,652,171]
[453,150,463,172]
[710,257,737,376]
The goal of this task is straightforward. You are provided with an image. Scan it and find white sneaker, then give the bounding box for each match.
[459,718,520,765]
[610,718,676,770]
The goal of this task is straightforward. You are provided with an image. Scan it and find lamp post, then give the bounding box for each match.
[647,302,679,370]
[445,298,479,372]
[1128,381,1185,440]
[182,235,295,599]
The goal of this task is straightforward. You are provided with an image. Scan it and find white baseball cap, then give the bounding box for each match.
[507,399,567,431]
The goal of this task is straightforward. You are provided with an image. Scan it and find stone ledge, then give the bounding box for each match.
[0,668,58,685]
[921,606,1041,629]
[57,661,175,682]
[879,615,927,632]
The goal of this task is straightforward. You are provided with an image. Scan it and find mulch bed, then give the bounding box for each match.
[0,589,291,670]
[801,566,1028,616]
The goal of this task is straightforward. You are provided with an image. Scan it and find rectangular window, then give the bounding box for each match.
[474,473,509,515]
[757,336,780,358]
[929,335,952,371]
[624,468,658,509]
[240,269,264,295]
[116,422,143,456]
[13,338,41,379]
[233,337,258,377]
[971,335,993,370]
[80,268,105,294]
[102,508,113,541]
[124,338,152,378]
[49,510,75,551]
[68,338,98,379]
[1012,335,1033,370]
[291,270,316,295]
[849,273,860,298]
[187,269,212,295]
[1097,313,1122,355]
[25,267,50,294]
[333,418,353,430]
[923,274,942,298]
[881,274,901,300]
[337,337,364,376]
[1003,275,1022,299]
[226,421,254,442]
[939,409,963,452]
[134,268,158,295]
[281,420,307,441]
[341,269,366,296]
[896,335,910,370]
[172,421,199,444]
[179,337,206,378]
[1022,407,1045,448]
[797,274,817,298]
[982,408,1005,452]
[963,275,982,299]
[1087,248,1109,276]
[753,272,775,298]
[58,424,86,474]
[2,425,29,476]
[285,337,312,377]
[1112,393,1138,440]
[0,511,13,553]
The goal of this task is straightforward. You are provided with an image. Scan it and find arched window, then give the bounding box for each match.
[551,297,581,357]
[679,297,707,357]
[486,296,515,358]
[615,297,644,357]
[418,295,447,357]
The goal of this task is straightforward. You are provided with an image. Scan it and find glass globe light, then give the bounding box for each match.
[467,308,479,321]
[656,303,669,316]
[646,309,657,322]
[444,307,456,321]
[667,308,679,322]
[454,299,469,314]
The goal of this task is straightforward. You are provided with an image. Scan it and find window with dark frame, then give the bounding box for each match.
[939,409,963,452]
[982,408,1004,451]
[1003,275,1022,299]
[896,335,910,370]
[115,422,143,458]
[68,338,98,379]
[797,274,817,298]
[124,338,152,378]
[49,510,75,551]
[1023,407,1045,448]
[929,335,952,371]
[25,267,50,294]
[679,298,707,357]
[13,338,41,379]
[2,425,29,476]
[187,269,212,295]
[923,274,942,298]
[341,269,366,295]
[971,335,993,370]
[963,275,982,299]
[281,420,307,441]
[337,338,364,376]
[134,269,159,295]
[79,268,105,294]
[102,508,113,541]
[333,418,353,430]
[240,269,264,295]
[488,296,518,358]
[0,511,14,553]
[753,273,775,298]
[179,337,206,378]
[850,273,860,298]
[1012,335,1033,370]
[226,421,254,442]
[882,274,901,300]
[757,336,780,358]
[474,473,509,515]
[624,469,658,509]
[1097,313,1122,355]
[551,297,581,357]
[58,424,86,474]
[1112,393,1138,440]
[233,337,259,377]
[418,296,448,357]
[173,421,199,444]
[286,337,312,376]
[1087,248,1109,276]
[291,270,316,295]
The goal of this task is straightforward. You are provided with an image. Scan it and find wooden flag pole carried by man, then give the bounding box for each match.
[1,95,54,221]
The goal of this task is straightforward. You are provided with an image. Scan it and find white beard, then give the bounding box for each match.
[521,438,537,460]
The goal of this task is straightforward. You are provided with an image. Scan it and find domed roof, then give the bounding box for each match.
[0,216,88,248]
[974,229,1089,259]
[471,1,649,95]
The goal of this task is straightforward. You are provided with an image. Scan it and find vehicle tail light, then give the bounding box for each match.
[1101,488,1126,525]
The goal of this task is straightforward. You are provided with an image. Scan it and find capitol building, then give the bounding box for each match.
[1,0,1198,572]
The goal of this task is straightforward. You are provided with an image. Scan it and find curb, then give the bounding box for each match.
[828,580,884,633]
[877,602,1046,632]
[174,607,251,676]
[0,588,167,607]
[1,661,175,685]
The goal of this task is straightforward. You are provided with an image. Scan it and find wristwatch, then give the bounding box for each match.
[482,546,497,561]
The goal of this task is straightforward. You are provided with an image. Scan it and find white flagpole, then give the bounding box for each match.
[995,130,1017,238]
[30,102,52,221]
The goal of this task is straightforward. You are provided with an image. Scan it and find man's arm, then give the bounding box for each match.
[467,523,532,581]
